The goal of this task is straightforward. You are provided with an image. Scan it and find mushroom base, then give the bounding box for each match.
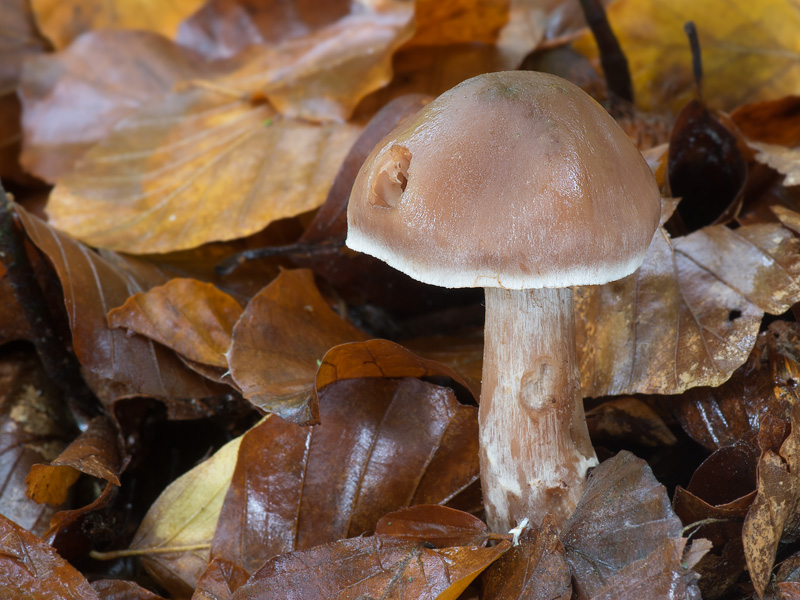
[479,286,598,532]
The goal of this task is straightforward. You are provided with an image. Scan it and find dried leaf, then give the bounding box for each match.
[730,96,800,147]
[26,416,121,505]
[228,269,367,424]
[192,558,249,600]
[211,378,479,573]
[0,513,99,599]
[408,0,511,47]
[30,0,205,49]
[231,534,510,600]
[108,279,243,368]
[744,404,800,598]
[482,515,571,600]
[577,203,800,397]
[317,338,477,401]
[130,434,243,597]
[561,452,703,599]
[19,30,212,183]
[14,205,225,409]
[752,142,800,187]
[573,0,800,113]
[0,351,70,535]
[585,397,677,447]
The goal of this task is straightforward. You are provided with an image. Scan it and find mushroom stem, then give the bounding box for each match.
[480,286,598,532]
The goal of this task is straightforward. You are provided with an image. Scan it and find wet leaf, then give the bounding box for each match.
[26,416,121,505]
[585,397,677,447]
[573,0,800,113]
[19,30,212,183]
[0,351,70,535]
[14,205,226,410]
[317,338,477,401]
[231,534,510,600]
[130,434,243,598]
[192,558,249,600]
[211,378,480,573]
[673,321,799,451]
[743,403,800,598]
[561,451,704,599]
[0,513,99,599]
[482,515,571,600]
[30,0,205,49]
[108,279,243,369]
[576,203,800,397]
[374,505,487,548]
[91,579,167,600]
[228,269,367,424]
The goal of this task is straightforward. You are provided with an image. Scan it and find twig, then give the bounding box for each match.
[215,239,345,275]
[684,22,704,101]
[577,0,634,103]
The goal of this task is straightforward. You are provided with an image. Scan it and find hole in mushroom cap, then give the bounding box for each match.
[369,145,411,209]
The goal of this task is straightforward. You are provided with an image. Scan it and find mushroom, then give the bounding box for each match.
[346,71,661,531]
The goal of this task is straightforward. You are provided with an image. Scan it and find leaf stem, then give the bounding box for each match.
[90,543,212,560]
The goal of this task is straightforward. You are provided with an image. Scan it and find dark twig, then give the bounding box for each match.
[0,183,98,430]
[577,0,634,104]
[684,22,703,101]
[215,239,345,276]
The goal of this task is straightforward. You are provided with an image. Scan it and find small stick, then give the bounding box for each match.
[215,239,344,275]
[684,22,704,100]
[577,0,634,103]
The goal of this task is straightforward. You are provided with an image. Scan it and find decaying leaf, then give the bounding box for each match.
[30,0,205,49]
[561,451,706,599]
[744,403,800,598]
[0,351,70,535]
[751,142,800,187]
[374,505,488,548]
[0,513,99,599]
[91,579,167,600]
[577,201,800,397]
[19,30,213,183]
[14,205,226,412]
[573,0,800,113]
[228,269,367,424]
[192,558,249,600]
[730,96,800,147]
[26,415,121,505]
[130,434,243,597]
[482,515,571,600]
[231,513,509,600]
[585,396,677,447]
[108,278,243,369]
[211,378,479,573]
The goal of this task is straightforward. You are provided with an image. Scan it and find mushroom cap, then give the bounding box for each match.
[346,71,661,289]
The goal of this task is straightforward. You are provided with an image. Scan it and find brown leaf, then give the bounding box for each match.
[585,397,678,447]
[561,451,703,599]
[19,30,213,183]
[744,403,800,598]
[408,0,511,47]
[211,377,479,573]
[108,278,243,368]
[228,269,367,424]
[0,513,99,599]
[482,515,571,600]
[673,321,799,451]
[317,338,477,401]
[577,202,800,397]
[14,205,226,411]
[751,142,800,187]
[30,0,205,49]
[91,579,167,600]
[730,96,800,147]
[26,416,121,505]
[0,0,50,183]
[192,558,249,600]
[231,535,510,600]
[375,505,487,548]
[0,351,70,535]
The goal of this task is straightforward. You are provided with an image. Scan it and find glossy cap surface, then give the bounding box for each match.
[346,71,661,289]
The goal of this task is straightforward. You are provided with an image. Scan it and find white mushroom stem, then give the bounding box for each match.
[480,286,598,532]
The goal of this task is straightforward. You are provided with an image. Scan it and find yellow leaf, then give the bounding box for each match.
[573,0,800,113]
[129,434,243,597]
[31,0,205,49]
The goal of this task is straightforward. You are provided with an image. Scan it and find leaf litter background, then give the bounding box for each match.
[2,0,800,598]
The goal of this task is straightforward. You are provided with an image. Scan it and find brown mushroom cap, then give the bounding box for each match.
[346,71,661,289]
